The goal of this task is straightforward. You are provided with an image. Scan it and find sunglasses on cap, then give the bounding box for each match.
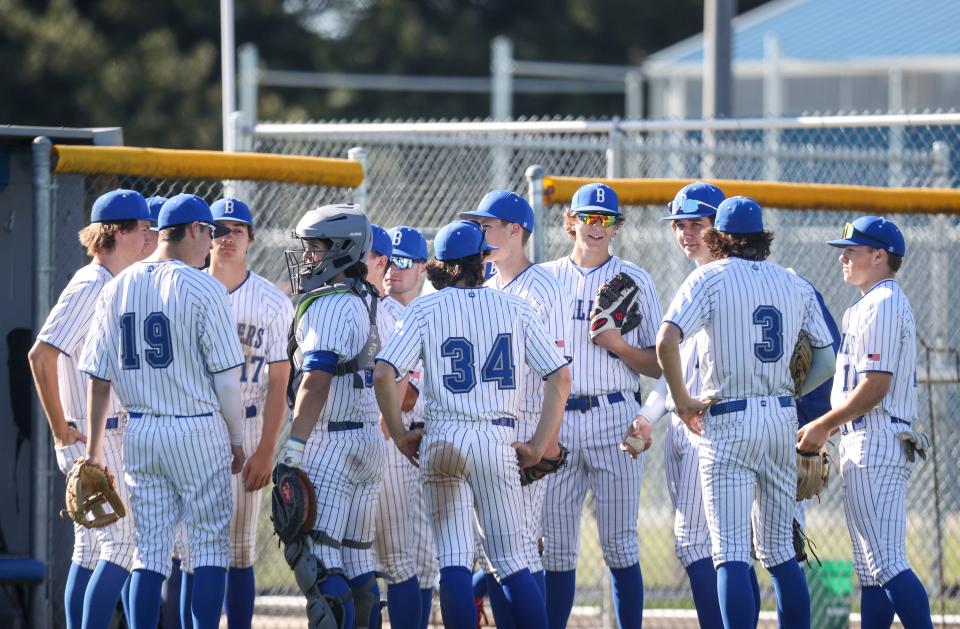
[575,213,623,228]
[390,256,418,270]
[840,222,891,249]
[669,197,718,216]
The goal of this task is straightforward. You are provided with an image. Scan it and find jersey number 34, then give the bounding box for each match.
[441,334,515,394]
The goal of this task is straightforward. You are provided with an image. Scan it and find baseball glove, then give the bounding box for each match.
[520,444,570,486]
[589,272,639,342]
[790,330,813,396]
[796,449,831,501]
[271,463,317,544]
[61,458,126,529]
[896,430,932,462]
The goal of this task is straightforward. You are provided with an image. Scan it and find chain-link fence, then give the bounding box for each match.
[246,114,960,627]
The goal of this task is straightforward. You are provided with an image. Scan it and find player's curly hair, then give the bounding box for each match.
[78,220,140,257]
[425,253,485,289]
[704,229,774,261]
[343,260,368,282]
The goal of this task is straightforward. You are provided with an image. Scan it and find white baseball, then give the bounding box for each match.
[623,435,649,454]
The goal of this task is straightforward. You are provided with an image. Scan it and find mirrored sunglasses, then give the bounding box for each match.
[575,212,622,228]
[390,256,416,270]
[669,197,717,216]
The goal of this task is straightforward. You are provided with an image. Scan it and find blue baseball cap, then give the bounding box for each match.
[211,198,253,227]
[370,224,393,257]
[663,182,725,221]
[827,215,906,257]
[459,190,535,232]
[714,196,764,234]
[434,220,496,261]
[389,226,428,261]
[571,182,620,216]
[145,196,167,229]
[158,194,230,238]
[90,189,151,223]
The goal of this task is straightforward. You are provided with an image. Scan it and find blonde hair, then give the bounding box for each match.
[77,220,138,256]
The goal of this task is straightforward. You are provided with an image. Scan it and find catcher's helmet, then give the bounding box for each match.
[286,204,372,293]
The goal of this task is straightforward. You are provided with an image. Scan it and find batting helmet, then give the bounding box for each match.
[286,204,372,293]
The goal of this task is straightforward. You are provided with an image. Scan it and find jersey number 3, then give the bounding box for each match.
[120,312,173,370]
[441,334,516,394]
[752,305,783,362]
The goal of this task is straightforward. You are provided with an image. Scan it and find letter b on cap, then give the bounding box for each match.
[596,188,605,203]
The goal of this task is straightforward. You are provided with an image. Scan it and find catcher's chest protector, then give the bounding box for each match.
[286,279,381,408]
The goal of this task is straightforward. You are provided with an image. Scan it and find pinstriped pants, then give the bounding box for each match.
[56,439,99,569]
[664,415,712,568]
[839,426,914,586]
[420,420,530,579]
[698,397,796,568]
[375,430,439,585]
[541,398,644,572]
[124,414,233,578]
[302,423,386,579]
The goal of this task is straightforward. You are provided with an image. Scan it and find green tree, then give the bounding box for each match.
[0,0,768,147]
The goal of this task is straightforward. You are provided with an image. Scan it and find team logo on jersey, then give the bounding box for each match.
[572,299,595,320]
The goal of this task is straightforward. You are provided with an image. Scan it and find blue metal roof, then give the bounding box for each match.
[649,0,960,63]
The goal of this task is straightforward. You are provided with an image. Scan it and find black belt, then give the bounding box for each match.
[491,417,516,428]
[710,395,794,417]
[127,412,213,420]
[245,405,257,418]
[68,418,119,430]
[841,415,910,435]
[565,392,625,412]
[328,421,364,432]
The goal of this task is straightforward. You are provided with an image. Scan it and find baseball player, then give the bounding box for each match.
[798,216,933,629]
[202,197,293,628]
[458,190,570,627]
[373,219,572,629]
[373,225,440,629]
[658,196,835,629]
[540,183,662,629]
[29,189,151,629]
[625,182,739,629]
[79,193,246,629]
[277,204,386,629]
[143,196,166,257]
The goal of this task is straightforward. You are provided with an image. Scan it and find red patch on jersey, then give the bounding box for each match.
[867,353,881,361]
[555,340,565,348]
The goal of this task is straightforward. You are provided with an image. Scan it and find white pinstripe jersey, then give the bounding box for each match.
[79,259,245,415]
[217,271,294,408]
[296,290,379,425]
[664,257,834,399]
[376,287,567,423]
[378,295,426,422]
[831,279,917,424]
[486,264,570,414]
[36,263,123,426]
[542,256,661,396]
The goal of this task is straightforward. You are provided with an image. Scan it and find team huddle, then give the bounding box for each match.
[30,180,933,629]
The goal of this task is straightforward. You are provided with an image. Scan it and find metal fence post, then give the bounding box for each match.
[525,165,545,262]
[606,118,625,179]
[31,136,53,629]
[763,33,783,182]
[348,146,369,212]
[239,43,259,133]
[490,36,513,190]
[625,70,644,120]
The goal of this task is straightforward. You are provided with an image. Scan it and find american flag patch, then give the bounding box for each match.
[411,370,421,378]
[556,340,565,348]
[866,353,881,361]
